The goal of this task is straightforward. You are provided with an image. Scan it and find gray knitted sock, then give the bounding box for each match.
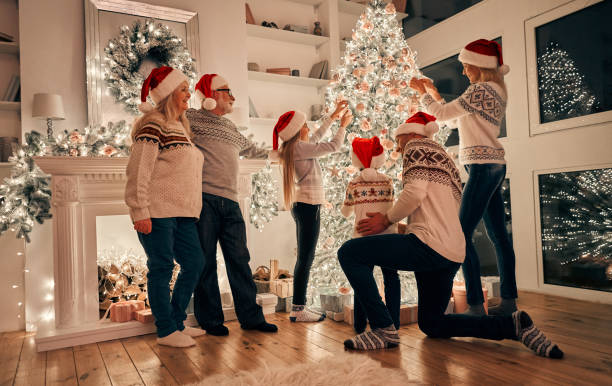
[488,298,517,316]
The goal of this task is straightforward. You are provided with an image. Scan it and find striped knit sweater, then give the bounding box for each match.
[125,112,203,222]
[421,81,507,165]
[386,138,465,263]
[187,108,250,202]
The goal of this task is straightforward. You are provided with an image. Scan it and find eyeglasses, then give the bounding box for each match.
[215,88,233,98]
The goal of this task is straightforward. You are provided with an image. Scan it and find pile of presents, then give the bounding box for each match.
[253,259,502,327]
[253,259,295,313]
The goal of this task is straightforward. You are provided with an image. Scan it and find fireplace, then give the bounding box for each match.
[32,156,266,351]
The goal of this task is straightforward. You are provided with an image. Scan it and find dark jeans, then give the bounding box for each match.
[291,202,321,305]
[338,233,516,340]
[137,217,205,338]
[354,267,400,331]
[193,193,264,329]
[460,163,518,305]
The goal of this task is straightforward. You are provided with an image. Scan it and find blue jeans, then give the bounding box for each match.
[460,163,518,306]
[193,193,264,329]
[338,234,516,340]
[137,217,205,338]
[291,202,321,305]
[354,267,400,331]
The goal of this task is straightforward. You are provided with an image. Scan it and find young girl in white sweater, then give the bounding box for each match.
[271,101,352,322]
[411,39,517,316]
[341,136,399,333]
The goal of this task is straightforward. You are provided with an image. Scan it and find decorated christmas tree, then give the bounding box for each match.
[305,0,449,302]
[537,42,598,123]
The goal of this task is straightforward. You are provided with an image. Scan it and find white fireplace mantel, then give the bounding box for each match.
[32,156,267,351]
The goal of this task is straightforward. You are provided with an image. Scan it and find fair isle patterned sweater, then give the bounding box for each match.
[386,138,466,263]
[125,113,203,222]
[186,108,250,203]
[421,81,507,165]
[341,168,397,238]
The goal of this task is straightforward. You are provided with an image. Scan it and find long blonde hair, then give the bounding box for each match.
[472,64,507,96]
[131,90,191,141]
[279,134,301,209]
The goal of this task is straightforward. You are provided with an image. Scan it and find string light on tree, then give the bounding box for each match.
[537,42,598,123]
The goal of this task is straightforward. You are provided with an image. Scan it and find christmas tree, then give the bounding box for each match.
[305,0,449,303]
[537,42,598,123]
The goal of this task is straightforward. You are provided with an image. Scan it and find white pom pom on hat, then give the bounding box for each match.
[394,112,439,139]
[194,74,228,110]
[458,39,510,75]
[139,66,188,113]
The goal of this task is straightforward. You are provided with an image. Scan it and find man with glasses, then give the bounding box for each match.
[187,74,277,336]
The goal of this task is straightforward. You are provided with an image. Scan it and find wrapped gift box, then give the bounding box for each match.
[343,304,354,326]
[276,296,292,313]
[452,282,488,313]
[481,276,501,298]
[320,292,352,313]
[256,293,278,308]
[270,278,293,298]
[135,309,154,323]
[399,304,418,325]
[327,310,344,322]
[109,301,134,323]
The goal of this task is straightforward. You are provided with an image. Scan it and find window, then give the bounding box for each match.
[538,167,612,292]
[401,0,483,38]
[421,37,506,147]
[535,0,612,124]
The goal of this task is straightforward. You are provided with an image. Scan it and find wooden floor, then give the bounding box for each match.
[1,291,612,385]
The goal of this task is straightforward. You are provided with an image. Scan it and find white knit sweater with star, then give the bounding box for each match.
[421,81,507,165]
[341,168,397,238]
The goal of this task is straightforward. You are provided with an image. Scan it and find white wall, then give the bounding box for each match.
[406,0,612,303]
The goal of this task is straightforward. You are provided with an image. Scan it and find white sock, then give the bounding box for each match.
[157,330,196,347]
[181,326,206,337]
[290,305,325,322]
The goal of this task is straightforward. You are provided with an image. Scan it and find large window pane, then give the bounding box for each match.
[421,37,506,147]
[535,0,612,124]
[539,168,612,292]
[402,0,482,38]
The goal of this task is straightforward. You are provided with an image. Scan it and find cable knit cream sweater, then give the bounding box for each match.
[125,112,203,222]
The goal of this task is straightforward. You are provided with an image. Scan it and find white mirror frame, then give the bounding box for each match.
[525,0,611,136]
[532,162,612,303]
[84,0,200,127]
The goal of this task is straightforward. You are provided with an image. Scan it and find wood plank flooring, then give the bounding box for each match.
[1,291,611,385]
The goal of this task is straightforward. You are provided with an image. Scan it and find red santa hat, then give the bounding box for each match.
[194,73,228,110]
[351,136,385,169]
[395,112,439,139]
[269,110,307,161]
[458,39,510,75]
[139,66,188,113]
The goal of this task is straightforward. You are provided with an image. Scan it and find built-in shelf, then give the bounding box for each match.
[247,24,329,47]
[0,41,19,55]
[337,0,409,20]
[248,70,329,88]
[0,162,16,169]
[0,101,20,111]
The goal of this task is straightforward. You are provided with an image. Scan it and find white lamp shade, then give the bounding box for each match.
[32,93,65,120]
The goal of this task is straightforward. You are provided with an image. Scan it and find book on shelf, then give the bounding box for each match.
[308,60,328,80]
[0,32,15,42]
[2,75,20,101]
[266,67,291,76]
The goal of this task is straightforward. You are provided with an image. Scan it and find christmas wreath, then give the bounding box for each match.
[104,19,198,114]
